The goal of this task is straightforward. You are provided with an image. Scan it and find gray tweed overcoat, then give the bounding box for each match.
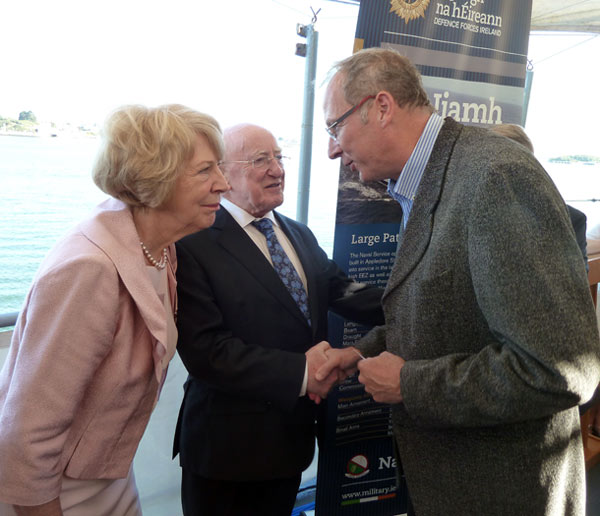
[358,117,600,515]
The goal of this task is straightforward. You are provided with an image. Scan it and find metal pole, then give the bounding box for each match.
[296,24,318,224]
[521,65,534,127]
[0,311,18,329]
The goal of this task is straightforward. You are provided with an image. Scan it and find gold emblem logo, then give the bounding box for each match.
[390,0,431,23]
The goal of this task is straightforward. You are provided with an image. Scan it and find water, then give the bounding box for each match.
[0,135,106,314]
[0,135,339,315]
[1,135,599,316]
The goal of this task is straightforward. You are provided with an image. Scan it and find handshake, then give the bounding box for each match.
[304,341,406,405]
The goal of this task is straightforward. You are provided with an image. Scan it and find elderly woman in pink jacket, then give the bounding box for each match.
[0,104,229,515]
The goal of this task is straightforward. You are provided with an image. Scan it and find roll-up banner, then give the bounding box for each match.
[317,2,532,514]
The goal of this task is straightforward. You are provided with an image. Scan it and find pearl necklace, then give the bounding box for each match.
[140,241,168,270]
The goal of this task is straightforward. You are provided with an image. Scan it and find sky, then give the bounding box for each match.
[525,31,600,160]
[1,0,599,219]
[2,0,598,150]
[0,0,358,133]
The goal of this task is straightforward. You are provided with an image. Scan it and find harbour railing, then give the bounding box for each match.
[0,312,18,329]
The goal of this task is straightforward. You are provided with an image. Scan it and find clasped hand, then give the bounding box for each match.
[305,341,347,404]
[307,345,406,405]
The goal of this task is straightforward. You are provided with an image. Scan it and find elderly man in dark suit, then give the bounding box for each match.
[319,48,600,515]
[173,123,383,516]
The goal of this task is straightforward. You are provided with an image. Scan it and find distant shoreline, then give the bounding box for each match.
[549,160,599,166]
[0,132,97,139]
[548,155,600,165]
[0,132,40,138]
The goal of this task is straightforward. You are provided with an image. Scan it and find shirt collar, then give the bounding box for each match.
[388,112,444,201]
[220,197,278,228]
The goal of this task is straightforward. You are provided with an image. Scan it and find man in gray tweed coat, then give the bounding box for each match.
[319,47,600,515]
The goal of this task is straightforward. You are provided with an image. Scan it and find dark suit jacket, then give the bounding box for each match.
[173,207,383,481]
[358,118,600,515]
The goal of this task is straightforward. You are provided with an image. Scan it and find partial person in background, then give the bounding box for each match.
[490,123,588,271]
[173,123,384,516]
[0,104,229,516]
[318,47,600,516]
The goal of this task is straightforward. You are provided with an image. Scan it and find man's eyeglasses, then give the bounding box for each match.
[218,155,289,170]
[326,95,375,141]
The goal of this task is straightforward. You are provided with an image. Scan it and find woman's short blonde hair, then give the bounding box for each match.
[92,104,224,208]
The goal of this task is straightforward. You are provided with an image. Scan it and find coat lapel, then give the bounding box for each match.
[383,118,463,300]
[79,198,173,381]
[214,209,310,327]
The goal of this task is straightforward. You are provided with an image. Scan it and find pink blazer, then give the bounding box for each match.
[0,198,177,506]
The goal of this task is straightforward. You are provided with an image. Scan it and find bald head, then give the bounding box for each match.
[220,124,286,217]
[223,124,271,161]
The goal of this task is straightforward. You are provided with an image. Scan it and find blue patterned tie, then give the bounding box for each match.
[252,218,311,325]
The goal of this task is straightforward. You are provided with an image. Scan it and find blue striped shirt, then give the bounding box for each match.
[388,113,444,227]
